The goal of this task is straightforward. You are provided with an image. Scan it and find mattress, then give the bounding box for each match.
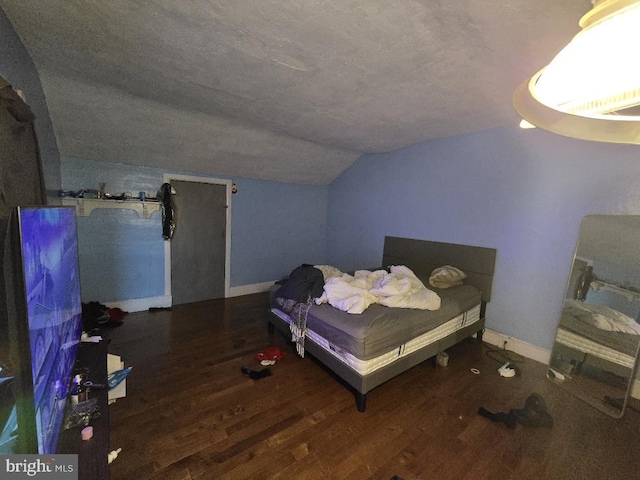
[272,284,481,360]
[271,303,481,375]
[559,303,640,355]
[557,302,640,369]
[555,327,637,369]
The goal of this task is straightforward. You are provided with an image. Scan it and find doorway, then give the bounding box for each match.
[163,175,231,305]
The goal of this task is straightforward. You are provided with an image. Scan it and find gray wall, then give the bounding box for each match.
[0,7,60,190]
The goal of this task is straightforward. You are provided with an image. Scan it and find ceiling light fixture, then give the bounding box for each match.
[513,0,640,144]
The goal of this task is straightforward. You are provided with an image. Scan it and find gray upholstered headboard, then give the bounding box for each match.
[382,236,497,303]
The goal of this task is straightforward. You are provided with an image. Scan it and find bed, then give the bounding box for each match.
[268,236,497,412]
[551,299,640,378]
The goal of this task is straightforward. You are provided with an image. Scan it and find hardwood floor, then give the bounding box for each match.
[104,293,640,479]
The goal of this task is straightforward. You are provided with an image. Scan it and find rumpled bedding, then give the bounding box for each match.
[315,265,441,314]
[563,299,640,335]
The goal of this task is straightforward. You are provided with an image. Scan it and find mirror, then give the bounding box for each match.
[548,215,640,417]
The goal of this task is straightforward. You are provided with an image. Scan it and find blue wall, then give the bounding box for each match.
[327,125,640,350]
[61,159,164,303]
[61,157,328,303]
[230,177,328,285]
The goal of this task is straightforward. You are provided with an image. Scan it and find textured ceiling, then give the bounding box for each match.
[1,1,589,184]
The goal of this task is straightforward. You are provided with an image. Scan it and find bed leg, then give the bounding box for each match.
[267,321,274,335]
[356,392,367,413]
[476,328,484,342]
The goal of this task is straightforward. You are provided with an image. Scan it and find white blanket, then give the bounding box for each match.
[564,299,640,335]
[316,265,441,314]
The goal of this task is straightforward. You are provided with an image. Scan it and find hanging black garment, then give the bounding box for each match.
[157,182,175,240]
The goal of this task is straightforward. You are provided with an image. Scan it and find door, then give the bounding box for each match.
[170,180,227,305]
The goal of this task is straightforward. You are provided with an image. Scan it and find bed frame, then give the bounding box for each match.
[268,236,497,412]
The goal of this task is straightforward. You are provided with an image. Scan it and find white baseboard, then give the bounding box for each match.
[228,281,276,297]
[481,328,551,365]
[482,328,640,400]
[105,295,172,313]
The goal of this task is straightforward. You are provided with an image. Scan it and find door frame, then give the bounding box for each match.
[162,173,232,300]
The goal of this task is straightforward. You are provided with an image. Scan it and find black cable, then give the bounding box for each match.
[483,342,526,365]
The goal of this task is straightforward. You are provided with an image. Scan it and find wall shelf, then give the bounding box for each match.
[61,197,161,219]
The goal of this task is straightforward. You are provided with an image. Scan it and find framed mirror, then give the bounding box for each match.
[548,215,640,417]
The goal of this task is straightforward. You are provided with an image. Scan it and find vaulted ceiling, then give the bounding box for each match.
[1,1,589,184]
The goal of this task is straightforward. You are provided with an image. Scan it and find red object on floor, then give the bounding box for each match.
[107,307,129,322]
[255,346,286,362]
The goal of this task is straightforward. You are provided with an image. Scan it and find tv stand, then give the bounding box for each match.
[58,340,110,480]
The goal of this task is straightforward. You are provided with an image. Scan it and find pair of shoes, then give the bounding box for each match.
[510,393,553,428]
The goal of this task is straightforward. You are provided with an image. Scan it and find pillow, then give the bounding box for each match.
[429,265,466,289]
[313,264,343,281]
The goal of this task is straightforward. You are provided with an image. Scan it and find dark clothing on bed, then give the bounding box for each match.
[276,264,324,303]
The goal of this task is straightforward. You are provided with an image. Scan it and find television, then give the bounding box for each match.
[1,206,83,454]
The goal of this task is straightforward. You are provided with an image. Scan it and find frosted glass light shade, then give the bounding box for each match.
[514,0,640,144]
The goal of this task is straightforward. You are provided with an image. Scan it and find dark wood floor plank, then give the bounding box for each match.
[105,293,640,480]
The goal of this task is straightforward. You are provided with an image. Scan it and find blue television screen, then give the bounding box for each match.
[18,207,82,454]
